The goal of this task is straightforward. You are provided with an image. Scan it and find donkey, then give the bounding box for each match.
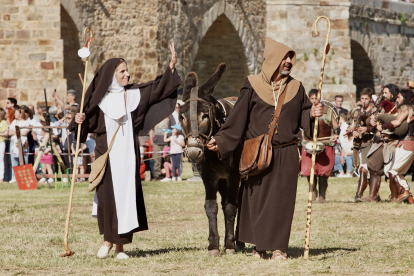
[179,63,242,256]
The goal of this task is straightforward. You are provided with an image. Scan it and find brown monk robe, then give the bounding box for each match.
[209,37,317,258]
[69,58,180,245]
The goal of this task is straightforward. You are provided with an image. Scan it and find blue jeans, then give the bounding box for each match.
[85,139,95,154]
[334,155,353,173]
[171,153,182,177]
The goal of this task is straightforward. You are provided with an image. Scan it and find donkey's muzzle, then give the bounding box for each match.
[185,137,204,163]
[186,147,203,163]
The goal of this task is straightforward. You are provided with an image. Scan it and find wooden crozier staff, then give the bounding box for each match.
[61,27,93,257]
[304,16,331,260]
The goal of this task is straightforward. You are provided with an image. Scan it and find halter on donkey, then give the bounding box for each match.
[179,63,242,256]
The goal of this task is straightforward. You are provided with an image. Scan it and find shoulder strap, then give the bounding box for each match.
[268,83,288,139]
[106,90,128,153]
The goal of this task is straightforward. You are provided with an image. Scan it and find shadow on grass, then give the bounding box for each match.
[127,246,202,257]
[287,246,358,259]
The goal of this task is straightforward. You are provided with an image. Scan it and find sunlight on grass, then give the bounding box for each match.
[1,171,414,275]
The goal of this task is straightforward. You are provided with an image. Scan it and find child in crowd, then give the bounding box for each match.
[0,108,7,183]
[71,141,88,182]
[163,124,184,181]
[38,129,54,184]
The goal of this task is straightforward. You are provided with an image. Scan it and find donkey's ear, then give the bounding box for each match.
[200,63,227,95]
[182,72,198,102]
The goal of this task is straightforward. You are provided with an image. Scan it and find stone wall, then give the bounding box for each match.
[266,0,356,110]
[156,0,267,90]
[61,0,160,85]
[0,0,66,108]
[190,14,249,98]
[350,0,414,93]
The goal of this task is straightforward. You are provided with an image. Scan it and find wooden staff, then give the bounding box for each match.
[78,73,84,86]
[61,27,93,257]
[304,16,331,260]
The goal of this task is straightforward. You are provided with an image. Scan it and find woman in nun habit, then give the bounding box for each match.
[70,42,181,259]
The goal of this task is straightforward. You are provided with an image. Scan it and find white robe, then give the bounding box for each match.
[93,88,141,234]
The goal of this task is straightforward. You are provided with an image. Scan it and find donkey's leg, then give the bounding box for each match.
[222,176,239,254]
[203,170,220,256]
[205,199,219,256]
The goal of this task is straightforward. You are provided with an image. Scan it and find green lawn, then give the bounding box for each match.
[1,168,414,275]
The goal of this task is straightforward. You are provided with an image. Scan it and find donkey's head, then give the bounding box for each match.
[179,63,227,163]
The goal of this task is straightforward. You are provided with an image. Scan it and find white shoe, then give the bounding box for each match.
[160,177,171,182]
[9,179,17,183]
[114,251,129,259]
[172,177,177,181]
[177,177,182,181]
[344,173,352,178]
[47,178,54,184]
[337,174,346,178]
[38,178,46,183]
[62,178,68,183]
[97,245,113,258]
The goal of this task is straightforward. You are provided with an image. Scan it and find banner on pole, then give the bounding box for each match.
[13,164,38,190]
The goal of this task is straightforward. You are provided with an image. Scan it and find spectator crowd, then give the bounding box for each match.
[0,93,187,184]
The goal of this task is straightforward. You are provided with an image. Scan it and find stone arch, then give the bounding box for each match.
[187,1,258,77]
[350,39,375,97]
[191,14,250,98]
[61,4,84,101]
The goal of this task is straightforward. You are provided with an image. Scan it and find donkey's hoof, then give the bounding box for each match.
[235,243,245,252]
[208,249,220,257]
[225,249,235,255]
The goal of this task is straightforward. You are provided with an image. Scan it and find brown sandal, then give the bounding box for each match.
[271,250,287,260]
[252,249,267,259]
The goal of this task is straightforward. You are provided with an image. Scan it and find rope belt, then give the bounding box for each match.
[272,140,299,149]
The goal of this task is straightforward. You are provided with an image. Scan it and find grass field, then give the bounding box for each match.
[1,164,414,275]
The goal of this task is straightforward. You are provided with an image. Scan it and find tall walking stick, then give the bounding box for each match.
[61,27,93,257]
[304,16,331,260]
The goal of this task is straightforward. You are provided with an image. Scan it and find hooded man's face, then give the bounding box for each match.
[272,52,294,81]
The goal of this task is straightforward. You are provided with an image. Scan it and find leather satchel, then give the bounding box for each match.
[88,91,126,192]
[239,84,287,178]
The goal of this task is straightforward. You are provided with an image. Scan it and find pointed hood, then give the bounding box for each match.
[248,37,301,106]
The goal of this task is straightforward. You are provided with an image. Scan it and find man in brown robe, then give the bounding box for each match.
[207,37,323,260]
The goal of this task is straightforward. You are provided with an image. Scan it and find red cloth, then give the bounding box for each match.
[139,163,146,180]
[301,145,335,176]
[380,100,397,114]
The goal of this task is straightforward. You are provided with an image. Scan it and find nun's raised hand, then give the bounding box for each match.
[169,42,177,71]
[75,113,85,125]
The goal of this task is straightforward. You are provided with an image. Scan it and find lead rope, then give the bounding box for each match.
[271,77,285,109]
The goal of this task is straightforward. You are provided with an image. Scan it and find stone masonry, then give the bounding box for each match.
[350,0,414,93]
[267,0,356,110]
[0,0,66,107]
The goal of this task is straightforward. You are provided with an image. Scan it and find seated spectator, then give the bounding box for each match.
[161,145,173,182]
